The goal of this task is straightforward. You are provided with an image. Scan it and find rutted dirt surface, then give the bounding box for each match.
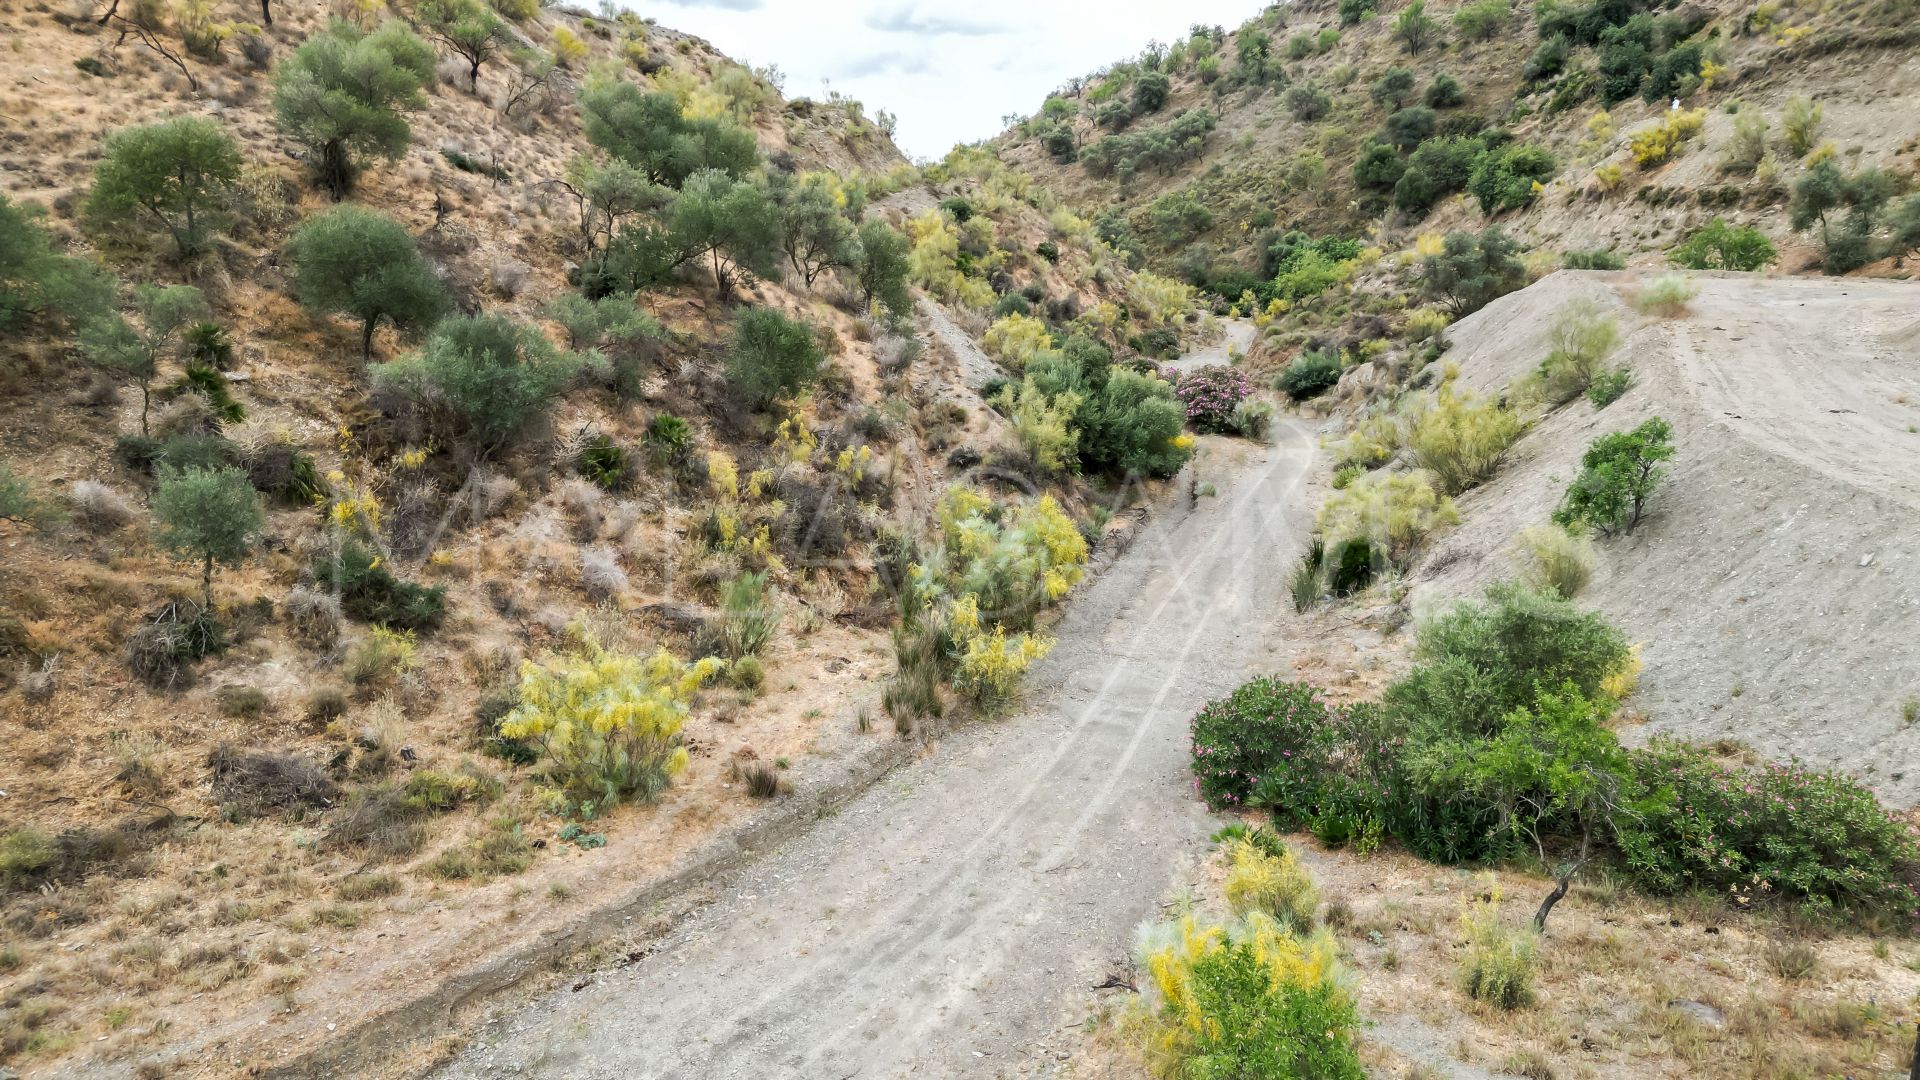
[1418,271,1920,804]
[434,421,1318,1078]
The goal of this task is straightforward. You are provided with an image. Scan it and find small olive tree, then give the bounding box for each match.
[854,219,912,321]
[86,116,242,258]
[668,169,783,300]
[579,78,758,189]
[152,465,263,609]
[289,204,447,360]
[776,174,857,287]
[419,0,510,91]
[272,19,435,198]
[79,284,207,436]
[727,308,822,407]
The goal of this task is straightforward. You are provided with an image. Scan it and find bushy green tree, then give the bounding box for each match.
[86,117,241,258]
[1283,84,1333,122]
[370,314,582,456]
[419,0,509,91]
[775,173,856,287]
[1352,142,1405,191]
[1669,218,1775,271]
[1382,106,1436,150]
[1339,0,1377,24]
[1553,416,1674,536]
[855,219,913,322]
[1453,0,1512,40]
[1422,228,1526,316]
[669,169,783,300]
[80,284,207,436]
[272,19,436,198]
[544,292,664,397]
[1396,0,1438,52]
[289,205,447,359]
[727,307,822,406]
[1791,160,1895,274]
[0,194,116,332]
[1371,67,1417,110]
[1467,143,1556,214]
[1133,70,1172,112]
[1234,27,1273,83]
[554,156,658,255]
[152,465,263,608]
[1424,73,1465,108]
[579,77,758,188]
[1889,194,1920,268]
[1394,134,1482,213]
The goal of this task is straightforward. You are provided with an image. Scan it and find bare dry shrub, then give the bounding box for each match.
[579,544,628,600]
[284,586,344,650]
[67,481,137,531]
[558,477,605,541]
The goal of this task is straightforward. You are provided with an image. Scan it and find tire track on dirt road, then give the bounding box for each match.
[434,416,1318,1079]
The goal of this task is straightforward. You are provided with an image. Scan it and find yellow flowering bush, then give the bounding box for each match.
[499,644,724,805]
[947,595,1053,706]
[1133,913,1362,1079]
[1316,469,1458,566]
[981,313,1054,369]
[1628,109,1706,168]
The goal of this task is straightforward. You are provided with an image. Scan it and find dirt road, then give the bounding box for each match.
[434,420,1316,1078]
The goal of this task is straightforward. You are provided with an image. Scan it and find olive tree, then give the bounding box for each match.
[272,19,435,198]
[776,173,857,287]
[289,204,447,360]
[419,0,509,92]
[369,314,582,457]
[579,77,758,188]
[854,219,912,321]
[1,194,116,332]
[727,307,822,407]
[668,169,783,300]
[79,284,207,436]
[152,465,263,609]
[86,116,241,258]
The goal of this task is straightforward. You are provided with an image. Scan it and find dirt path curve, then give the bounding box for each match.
[435,393,1315,1079]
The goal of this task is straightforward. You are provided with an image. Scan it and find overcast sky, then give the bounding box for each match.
[617,0,1269,160]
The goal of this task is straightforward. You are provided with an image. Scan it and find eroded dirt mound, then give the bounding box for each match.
[1414,271,1920,804]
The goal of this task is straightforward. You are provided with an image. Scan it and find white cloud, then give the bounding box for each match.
[617,0,1268,160]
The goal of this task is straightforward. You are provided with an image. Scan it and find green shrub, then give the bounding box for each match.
[1422,228,1526,316]
[706,570,778,659]
[0,462,55,531]
[371,314,579,456]
[1553,416,1673,536]
[1425,73,1466,108]
[1467,143,1556,214]
[579,79,758,189]
[854,219,913,321]
[1371,67,1417,110]
[1406,384,1526,494]
[419,0,510,91]
[727,308,822,407]
[1635,273,1697,317]
[1562,248,1625,270]
[1616,739,1920,918]
[1283,84,1333,122]
[86,116,241,258]
[1068,363,1191,479]
[1339,0,1376,21]
[1586,367,1633,408]
[1459,893,1537,1008]
[1670,218,1776,271]
[80,283,207,437]
[272,20,436,198]
[1278,351,1343,399]
[644,413,695,467]
[575,435,629,491]
[1191,677,1336,811]
[667,168,784,299]
[1352,143,1405,191]
[1781,94,1822,158]
[1453,0,1512,40]
[312,540,447,631]
[290,205,447,359]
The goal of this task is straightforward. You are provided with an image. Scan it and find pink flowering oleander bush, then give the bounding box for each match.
[1616,738,1920,921]
[1190,677,1334,812]
[1173,364,1255,434]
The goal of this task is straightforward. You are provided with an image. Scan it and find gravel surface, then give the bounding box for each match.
[433,418,1317,1079]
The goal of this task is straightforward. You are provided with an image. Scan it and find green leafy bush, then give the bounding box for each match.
[1617,739,1920,918]
[312,540,447,631]
[1553,416,1673,536]
[1670,218,1776,271]
[579,78,757,188]
[727,307,823,406]
[152,465,262,609]
[1467,143,1556,214]
[1459,892,1537,1008]
[1278,350,1342,399]
[370,314,580,455]
[1586,366,1633,408]
[1191,676,1336,812]
[1562,248,1625,270]
[1422,228,1526,316]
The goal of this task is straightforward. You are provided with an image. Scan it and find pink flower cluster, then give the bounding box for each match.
[1173,365,1254,434]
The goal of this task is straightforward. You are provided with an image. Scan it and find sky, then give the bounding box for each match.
[617,0,1270,160]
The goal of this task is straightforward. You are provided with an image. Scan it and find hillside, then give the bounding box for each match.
[0,2,1222,1074]
[995,0,1920,286]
